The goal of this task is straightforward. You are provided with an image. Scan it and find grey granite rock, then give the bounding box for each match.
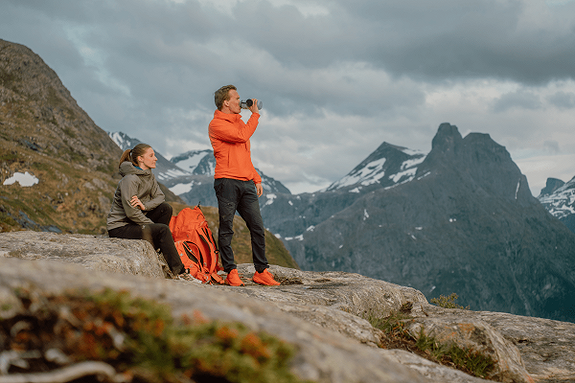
[1,231,574,382]
[0,231,167,279]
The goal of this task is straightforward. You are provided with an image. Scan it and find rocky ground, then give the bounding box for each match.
[1,231,574,383]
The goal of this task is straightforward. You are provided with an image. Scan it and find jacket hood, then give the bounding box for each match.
[119,161,152,177]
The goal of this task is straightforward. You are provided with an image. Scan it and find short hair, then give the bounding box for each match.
[214,85,237,110]
[118,143,152,168]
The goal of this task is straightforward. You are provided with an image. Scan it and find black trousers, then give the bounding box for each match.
[108,202,184,275]
[214,178,269,273]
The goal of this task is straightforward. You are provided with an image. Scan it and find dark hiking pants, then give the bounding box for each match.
[214,178,269,273]
[108,202,184,275]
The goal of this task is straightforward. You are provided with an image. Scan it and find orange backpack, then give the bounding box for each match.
[170,206,224,284]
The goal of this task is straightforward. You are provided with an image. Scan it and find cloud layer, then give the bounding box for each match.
[2,0,574,194]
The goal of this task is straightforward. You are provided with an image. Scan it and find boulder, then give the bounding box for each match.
[0,231,167,279]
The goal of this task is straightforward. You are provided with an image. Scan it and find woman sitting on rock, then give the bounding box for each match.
[107,143,192,281]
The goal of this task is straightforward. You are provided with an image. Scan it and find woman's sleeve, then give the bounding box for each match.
[119,176,154,225]
[144,179,165,211]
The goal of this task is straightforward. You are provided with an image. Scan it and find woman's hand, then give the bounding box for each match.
[130,195,145,210]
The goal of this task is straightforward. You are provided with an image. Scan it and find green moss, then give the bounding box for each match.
[4,288,310,383]
[367,310,413,340]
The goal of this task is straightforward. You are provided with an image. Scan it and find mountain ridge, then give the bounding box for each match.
[281,123,575,322]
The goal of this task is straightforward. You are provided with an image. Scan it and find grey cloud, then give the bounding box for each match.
[547,91,575,109]
[1,0,574,194]
[491,90,544,113]
[332,0,575,84]
[544,140,560,154]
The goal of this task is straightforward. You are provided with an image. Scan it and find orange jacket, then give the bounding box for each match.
[208,110,262,184]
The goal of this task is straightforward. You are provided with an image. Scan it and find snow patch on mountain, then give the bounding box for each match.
[169,180,207,195]
[3,172,39,187]
[324,142,426,193]
[170,150,213,173]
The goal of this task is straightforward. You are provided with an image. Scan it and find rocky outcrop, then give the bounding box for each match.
[1,231,574,383]
[0,231,168,279]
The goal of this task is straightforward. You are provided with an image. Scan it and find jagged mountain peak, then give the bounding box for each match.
[281,123,575,323]
[417,123,531,203]
[325,139,425,192]
[538,175,575,232]
[431,122,463,153]
[170,149,214,175]
[539,177,566,197]
[107,131,139,151]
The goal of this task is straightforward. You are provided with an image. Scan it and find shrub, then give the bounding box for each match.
[430,293,470,309]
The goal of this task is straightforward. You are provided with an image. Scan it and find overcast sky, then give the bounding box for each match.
[2,0,574,195]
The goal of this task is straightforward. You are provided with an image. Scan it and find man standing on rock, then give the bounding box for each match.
[208,84,280,287]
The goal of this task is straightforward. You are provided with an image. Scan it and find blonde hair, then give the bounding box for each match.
[118,143,152,168]
[214,84,237,110]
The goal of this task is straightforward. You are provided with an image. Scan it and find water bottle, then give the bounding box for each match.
[240,99,263,110]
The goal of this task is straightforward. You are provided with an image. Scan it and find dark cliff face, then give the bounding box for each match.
[287,123,575,323]
[419,123,533,204]
[539,178,565,197]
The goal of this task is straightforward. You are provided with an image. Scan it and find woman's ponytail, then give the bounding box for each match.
[118,144,152,169]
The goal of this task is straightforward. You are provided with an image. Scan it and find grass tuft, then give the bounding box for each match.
[365,308,497,380]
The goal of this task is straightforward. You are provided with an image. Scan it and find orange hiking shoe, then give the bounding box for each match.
[225,269,245,286]
[252,269,280,286]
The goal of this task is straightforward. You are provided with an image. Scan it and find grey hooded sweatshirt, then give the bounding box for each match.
[106,161,166,231]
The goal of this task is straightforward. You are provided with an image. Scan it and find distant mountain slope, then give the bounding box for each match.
[258,141,427,238]
[280,123,575,323]
[171,149,215,175]
[0,39,123,233]
[538,175,575,233]
[325,142,425,192]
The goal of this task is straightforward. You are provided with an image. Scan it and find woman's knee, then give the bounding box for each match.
[161,202,173,216]
[155,223,171,236]
[151,202,173,225]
